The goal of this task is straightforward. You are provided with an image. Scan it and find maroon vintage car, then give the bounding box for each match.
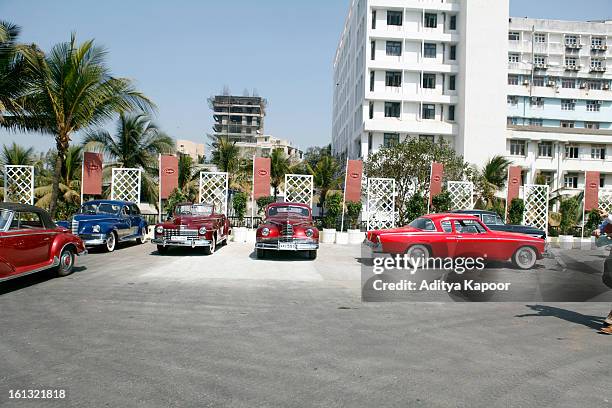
[255,202,319,260]
[152,202,230,255]
[366,213,546,270]
[0,203,87,282]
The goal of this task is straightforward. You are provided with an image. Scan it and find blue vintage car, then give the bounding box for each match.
[58,200,148,252]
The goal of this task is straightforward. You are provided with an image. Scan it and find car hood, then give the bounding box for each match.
[490,230,543,241]
[161,215,218,228]
[266,215,312,227]
[72,214,118,223]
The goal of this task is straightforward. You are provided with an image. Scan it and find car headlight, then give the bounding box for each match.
[199,226,207,235]
[92,225,100,233]
[155,226,164,234]
[261,227,270,237]
[305,228,314,238]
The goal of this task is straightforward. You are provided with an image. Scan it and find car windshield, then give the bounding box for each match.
[175,204,213,216]
[0,209,12,230]
[268,205,309,217]
[408,217,437,231]
[79,202,121,215]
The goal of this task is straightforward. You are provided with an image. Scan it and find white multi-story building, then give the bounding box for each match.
[506,18,612,194]
[235,134,303,163]
[332,0,509,167]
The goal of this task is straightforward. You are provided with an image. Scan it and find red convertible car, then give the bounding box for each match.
[366,213,546,270]
[255,202,319,259]
[152,202,230,255]
[0,203,87,282]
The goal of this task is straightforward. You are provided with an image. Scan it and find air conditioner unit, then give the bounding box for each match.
[571,99,577,103]
[535,63,548,69]
[523,80,530,85]
[603,83,610,90]
[596,100,602,104]
[579,82,587,89]
[547,80,556,87]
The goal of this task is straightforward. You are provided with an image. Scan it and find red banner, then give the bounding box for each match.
[82,152,103,195]
[160,155,178,199]
[345,160,363,203]
[253,157,271,199]
[506,166,522,205]
[429,162,444,203]
[584,171,600,212]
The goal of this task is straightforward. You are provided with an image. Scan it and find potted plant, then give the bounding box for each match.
[321,192,342,244]
[346,200,363,244]
[232,191,248,243]
[582,208,601,248]
[558,196,580,249]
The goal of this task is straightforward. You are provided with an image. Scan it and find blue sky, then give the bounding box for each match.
[1,0,611,154]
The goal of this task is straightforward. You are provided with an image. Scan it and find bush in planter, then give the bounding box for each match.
[165,188,189,216]
[431,190,451,213]
[559,196,580,236]
[346,201,362,230]
[256,196,275,215]
[232,191,247,222]
[583,208,602,237]
[507,198,525,225]
[323,192,343,229]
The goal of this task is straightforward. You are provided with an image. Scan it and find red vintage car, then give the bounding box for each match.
[0,203,87,282]
[366,213,546,270]
[152,202,230,255]
[255,202,319,260]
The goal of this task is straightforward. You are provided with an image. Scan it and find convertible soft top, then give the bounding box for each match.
[0,202,57,229]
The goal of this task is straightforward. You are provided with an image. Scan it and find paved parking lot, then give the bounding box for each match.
[1,241,611,407]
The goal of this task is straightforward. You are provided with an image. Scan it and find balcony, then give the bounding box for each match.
[565,43,583,50]
[590,66,607,73]
[591,44,608,51]
[564,65,581,71]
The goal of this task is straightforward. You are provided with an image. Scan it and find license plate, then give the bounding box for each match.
[279,242,296,250]
[171,236,188,241]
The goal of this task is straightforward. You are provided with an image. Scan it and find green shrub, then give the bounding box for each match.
[323,192,343,229]
[405,194,427,224]
[232,191,248,222]
[584,208,602,237]
[256,196,275,215]
[488,199,506,219]
[346,201,362,230]
[431,190,451,213]
[559,196,580,236]
[165,188,189,215]
[507,198,524,225]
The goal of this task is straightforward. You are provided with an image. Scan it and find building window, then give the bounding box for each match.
[385,71,401,87]
[387,10,402,26]
[422,103,436,119]
[370,71,375,91]
[561,120,575,128]
[424,43,436,58]
[534,55,546,66]
[507,117,519,126]
[369,101,374,119]
[530,97,544,108]
[508,75,519,85]
[508,32,520,41]
[565,35,578,46]
[419,135,435,143]
[383,133,399,147]
[386,41,402,56]
[368,132,373,151]
[424,13,437,28]
[530,118,543,127]
[422,73,436,89]
[538,141,553,157]
[565,57,577,67]
[592,37,604,47]
[384,102,400,117]
[565,145,579,158]
[449,15,456,30]
[587,100,601,112]
[371,10,376,29]
[533,77,545,87]
[585,122,600,129]
[449,75,456,90]
[510,140,526,156]
[587,81,602,90]
[561,99,575,111]
[562,79,575,88]
[508,53,519,63]
[591,59,604,70]
[507,96,518,106]
[448,105,455,121]
[591,145,606,159]
[564,174,578,188]
[449,45,456,61]
[371,40,375,60]
[601,177,606,188]
[534,33,546,43]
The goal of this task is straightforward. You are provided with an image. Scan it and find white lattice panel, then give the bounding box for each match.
[522,184,549,233]
[111,168,142,203]
[284,174,313,207]
[366,178,396,230]
[599,189,612,215]
[448,181,474,210]
[199,172,228,214]
[4,165,34,205]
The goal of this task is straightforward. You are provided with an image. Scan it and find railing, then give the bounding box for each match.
[226,215,370,232]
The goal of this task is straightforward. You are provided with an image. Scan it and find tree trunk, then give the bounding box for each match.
[49,135,67,217]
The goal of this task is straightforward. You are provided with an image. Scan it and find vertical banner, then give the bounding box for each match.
[345,159,363,203]
[253,157,271,199]
[584,171,600,212]
[429,162,444,204]
[82,152,103,196]
[506,166,522,205]
[160,155,179,199]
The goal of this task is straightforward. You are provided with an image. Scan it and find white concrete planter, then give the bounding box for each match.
[559,235,574,250]
[547,236,559,244]
[335,231,349,245]
[320,228,337,244]
[246,229,257,244]
[233,227,248,243]
[580,237,595,250]
[348,229,365,245]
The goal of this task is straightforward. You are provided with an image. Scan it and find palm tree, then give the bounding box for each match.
[177,153,199,201]
[270,148,290,199]
[210,136,240,173]
[83,112,174,203]
[475,155,512,209]
[34,145,82,209]
[15,34,153,216]
[307,155,342,215]
[0,142,34,165]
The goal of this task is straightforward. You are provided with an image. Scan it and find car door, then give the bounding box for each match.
[453,219,499,260]
[129,204,143,236]
[2,211,54,272]
[116,206,132,239]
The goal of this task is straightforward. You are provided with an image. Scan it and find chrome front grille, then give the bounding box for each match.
[163,227,198,239]
[71,219,79,235]
[281,223,293,237]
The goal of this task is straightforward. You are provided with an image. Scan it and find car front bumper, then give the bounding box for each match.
[151,238,212,248]
[79,233,108,246]
[363,238,383,253]
[255,238,318,251]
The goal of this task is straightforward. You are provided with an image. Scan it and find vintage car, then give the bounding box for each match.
[0,203,87,282]
[255,202,319,260]
[452,209,546,239]
[57,200,148,252]
[152,202,230,255]
[365,213,546,270]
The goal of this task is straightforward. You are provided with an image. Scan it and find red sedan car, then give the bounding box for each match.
[366,213,546,270]
[0,203,87,282]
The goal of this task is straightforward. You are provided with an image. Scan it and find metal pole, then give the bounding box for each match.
[250,153,255,229]
[158,154,162,223]
[340,157,348,232]
[427,162,432,214]
[3,166,6,202]
[80,157,84,206]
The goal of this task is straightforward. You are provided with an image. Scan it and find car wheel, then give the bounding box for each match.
[56,247,75,277]
[204,235,216,255]
[405,244,430,265]
[256,248,266,259]
[136,229,146,244]
[157,245,168,255]
[512,246,537,270]
[105,232,117,252]
[308,250,317,260]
